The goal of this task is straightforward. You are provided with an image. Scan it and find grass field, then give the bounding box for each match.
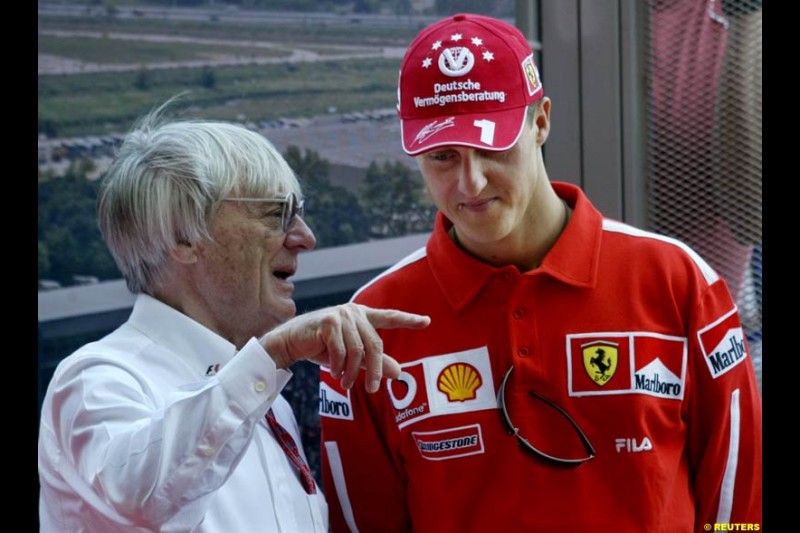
[38,13,419,47]
[38,34,294,64]
[38,13,412,138]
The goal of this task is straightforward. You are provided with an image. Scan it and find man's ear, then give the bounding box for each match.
[535,97,552,145]
[170,240,198,264]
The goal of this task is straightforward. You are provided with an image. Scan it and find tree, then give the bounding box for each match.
[361,160,435,238]
[435,0,513,17]
[42,226,81,286]
[199,67,217,89]
[39,241,52,282]
[284,145,331,186]
[353,0,380,13]
[38,118,58,138]
[134,68,152,91]
[283,146,370,248]
[38,160,121,287]
[104,0,119,19]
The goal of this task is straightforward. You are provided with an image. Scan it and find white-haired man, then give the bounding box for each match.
[38,101,430,532]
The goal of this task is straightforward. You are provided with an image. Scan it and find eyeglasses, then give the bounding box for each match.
[498,366,596,466]
[223,191,305,233]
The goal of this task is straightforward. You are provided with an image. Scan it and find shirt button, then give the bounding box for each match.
[199,446,215,457]
[518,347,530,357]
[512,308,526,319]
[255,381,266,393]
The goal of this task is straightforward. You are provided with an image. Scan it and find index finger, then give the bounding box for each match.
[361,306,431,330]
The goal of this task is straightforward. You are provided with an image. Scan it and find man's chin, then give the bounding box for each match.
[267,300,298,328]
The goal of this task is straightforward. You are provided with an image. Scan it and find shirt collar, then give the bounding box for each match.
[427,181,602,313]
[542,182,603,288]
[127,293,239,376]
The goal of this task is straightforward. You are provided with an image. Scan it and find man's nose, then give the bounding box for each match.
[285,216,317,251]
[457,154,488,197]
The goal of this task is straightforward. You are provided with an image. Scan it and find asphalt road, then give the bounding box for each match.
[38,3,442,29]
[38,29,407,75]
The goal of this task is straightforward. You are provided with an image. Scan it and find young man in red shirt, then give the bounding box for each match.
[320,13,762,532]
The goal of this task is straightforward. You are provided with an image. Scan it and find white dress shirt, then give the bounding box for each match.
[38,294,328,532]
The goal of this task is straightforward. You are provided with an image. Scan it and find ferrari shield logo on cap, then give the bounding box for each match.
[582,341,619,386]
[523,55,540,96]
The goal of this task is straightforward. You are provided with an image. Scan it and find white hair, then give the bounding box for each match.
[98,98,301,294]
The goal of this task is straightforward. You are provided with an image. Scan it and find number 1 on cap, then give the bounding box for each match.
[473,119,496,146]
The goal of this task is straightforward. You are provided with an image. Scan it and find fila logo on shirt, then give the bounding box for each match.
[567,332,687,399]
[615,436,653,453]
[387,346,496,430]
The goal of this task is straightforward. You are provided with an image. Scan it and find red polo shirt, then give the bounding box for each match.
[320,182,762,532]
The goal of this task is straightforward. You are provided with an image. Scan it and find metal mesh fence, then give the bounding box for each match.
[644,0,762,390]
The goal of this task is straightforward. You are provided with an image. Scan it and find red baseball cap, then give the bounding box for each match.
[398,13,544,156]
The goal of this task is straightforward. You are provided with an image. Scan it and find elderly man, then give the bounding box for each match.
[37,100,430,532]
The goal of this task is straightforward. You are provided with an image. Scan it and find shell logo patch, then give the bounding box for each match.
[581,341,618,386]
[567,332,687,399]
[387,346,496,429]
[437,363,482,401]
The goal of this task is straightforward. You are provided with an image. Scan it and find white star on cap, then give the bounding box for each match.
[422,57,432,68]
[471,37,483,46]
[432,40,442,50]
[451,33,463,42]
[483,50,495,61]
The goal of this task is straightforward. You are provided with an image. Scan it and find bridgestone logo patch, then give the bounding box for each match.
[412,424,485,461]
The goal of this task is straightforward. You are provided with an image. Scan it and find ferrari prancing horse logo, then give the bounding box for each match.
[582,341,619,386]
